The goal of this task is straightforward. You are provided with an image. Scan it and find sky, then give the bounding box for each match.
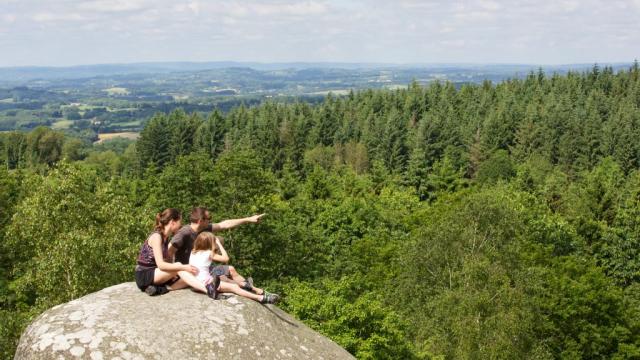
[0,0,638,67]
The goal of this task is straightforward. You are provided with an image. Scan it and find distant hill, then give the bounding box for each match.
[0,61,633,84]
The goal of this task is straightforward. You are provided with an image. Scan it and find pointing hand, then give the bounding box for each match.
[248,213,266,223]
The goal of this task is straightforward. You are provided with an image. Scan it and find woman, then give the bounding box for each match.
[135,208,205,295]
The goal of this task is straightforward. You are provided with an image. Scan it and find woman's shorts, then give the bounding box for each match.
[210,265,230,278]
[135,267,179,291]
[135,267,155,290]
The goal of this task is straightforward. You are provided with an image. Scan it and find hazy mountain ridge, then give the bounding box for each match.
[0,61,632,84]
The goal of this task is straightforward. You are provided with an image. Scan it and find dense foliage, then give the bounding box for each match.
[1,64,640,359]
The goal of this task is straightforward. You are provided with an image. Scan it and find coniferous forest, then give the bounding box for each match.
[1,64,640,359]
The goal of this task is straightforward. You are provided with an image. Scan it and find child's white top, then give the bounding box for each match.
[189,250,213,284]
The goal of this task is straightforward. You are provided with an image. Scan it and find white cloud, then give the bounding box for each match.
[222,16,237,25]
[440,39,465,47]
[32,12,87,23]
[172,1,200,14]
[187,1,200,14]
[2,14,16,23]
[477,0,501,11]
[78,0,148,13]
[253,1,328,16]
[454,10,495,21]
[243,33,265,41]
[536,0,581,14]
[0,0,638,66]
[223,3,250,17]
[127,9,162,23]
[398,1,442,10]
[203,1,329,19]
[439,26,455,33]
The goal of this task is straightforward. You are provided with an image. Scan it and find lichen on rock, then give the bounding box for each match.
[15,282,354,359]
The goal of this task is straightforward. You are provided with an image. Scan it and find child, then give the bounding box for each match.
[189,231,279,304]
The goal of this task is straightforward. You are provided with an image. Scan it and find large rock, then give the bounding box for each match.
[15,282,354,359]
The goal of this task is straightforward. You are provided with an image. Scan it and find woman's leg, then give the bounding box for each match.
[167,271,207,293]
[217,282,263,302]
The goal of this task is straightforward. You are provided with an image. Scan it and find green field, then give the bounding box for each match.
[95,132,139,143]
[51,119,73,129]
[103,87,130,95]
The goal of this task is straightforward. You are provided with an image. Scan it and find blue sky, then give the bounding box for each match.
[0,0,638,67]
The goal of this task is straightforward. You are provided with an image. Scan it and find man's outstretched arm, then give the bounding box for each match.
[211,213,265,232]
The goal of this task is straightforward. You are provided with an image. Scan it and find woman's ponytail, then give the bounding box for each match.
[153,208,181,238]
[154,212,163,233]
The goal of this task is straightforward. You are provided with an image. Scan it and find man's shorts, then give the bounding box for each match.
[210,265,231,278]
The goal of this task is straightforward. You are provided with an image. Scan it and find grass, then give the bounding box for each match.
[384,84,408,90]
[112,120,142,127]
[60,104,99,111]
[103,87,130,96]
[95,132,139,143]
[51,120,73,130]
[307,89,352,96]
[110,107,138,112]
[59,104,136,113]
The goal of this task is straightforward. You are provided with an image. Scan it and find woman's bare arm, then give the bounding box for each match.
[149,234,197,273]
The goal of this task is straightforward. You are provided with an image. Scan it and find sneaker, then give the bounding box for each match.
[206,276,221,300]
[260,292,280,304]
[145,285,168,296]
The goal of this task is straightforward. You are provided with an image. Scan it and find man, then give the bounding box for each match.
[168,207,264,266]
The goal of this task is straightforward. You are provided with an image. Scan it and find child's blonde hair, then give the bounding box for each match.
[192,231,216,253]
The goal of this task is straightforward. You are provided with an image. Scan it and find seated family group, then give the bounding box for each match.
[134,207,280,304]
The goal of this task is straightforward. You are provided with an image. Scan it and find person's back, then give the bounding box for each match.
[189,250,212,284]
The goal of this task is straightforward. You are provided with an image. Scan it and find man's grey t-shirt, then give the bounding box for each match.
[170,224,214,264]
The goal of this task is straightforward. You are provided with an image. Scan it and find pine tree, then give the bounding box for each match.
[137,113,171,170]
[195,109,227,161]
[169,110,200,159]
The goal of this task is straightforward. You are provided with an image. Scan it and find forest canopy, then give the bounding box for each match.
[1,64,640,359]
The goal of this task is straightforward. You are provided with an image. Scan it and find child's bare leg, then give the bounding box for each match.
[217,281,263,302]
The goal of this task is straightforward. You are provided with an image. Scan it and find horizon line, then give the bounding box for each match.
[1,60,637,70]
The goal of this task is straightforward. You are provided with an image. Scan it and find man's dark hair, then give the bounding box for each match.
[190,207,210,223]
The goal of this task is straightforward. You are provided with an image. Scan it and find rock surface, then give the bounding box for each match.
[15,282,354,359]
